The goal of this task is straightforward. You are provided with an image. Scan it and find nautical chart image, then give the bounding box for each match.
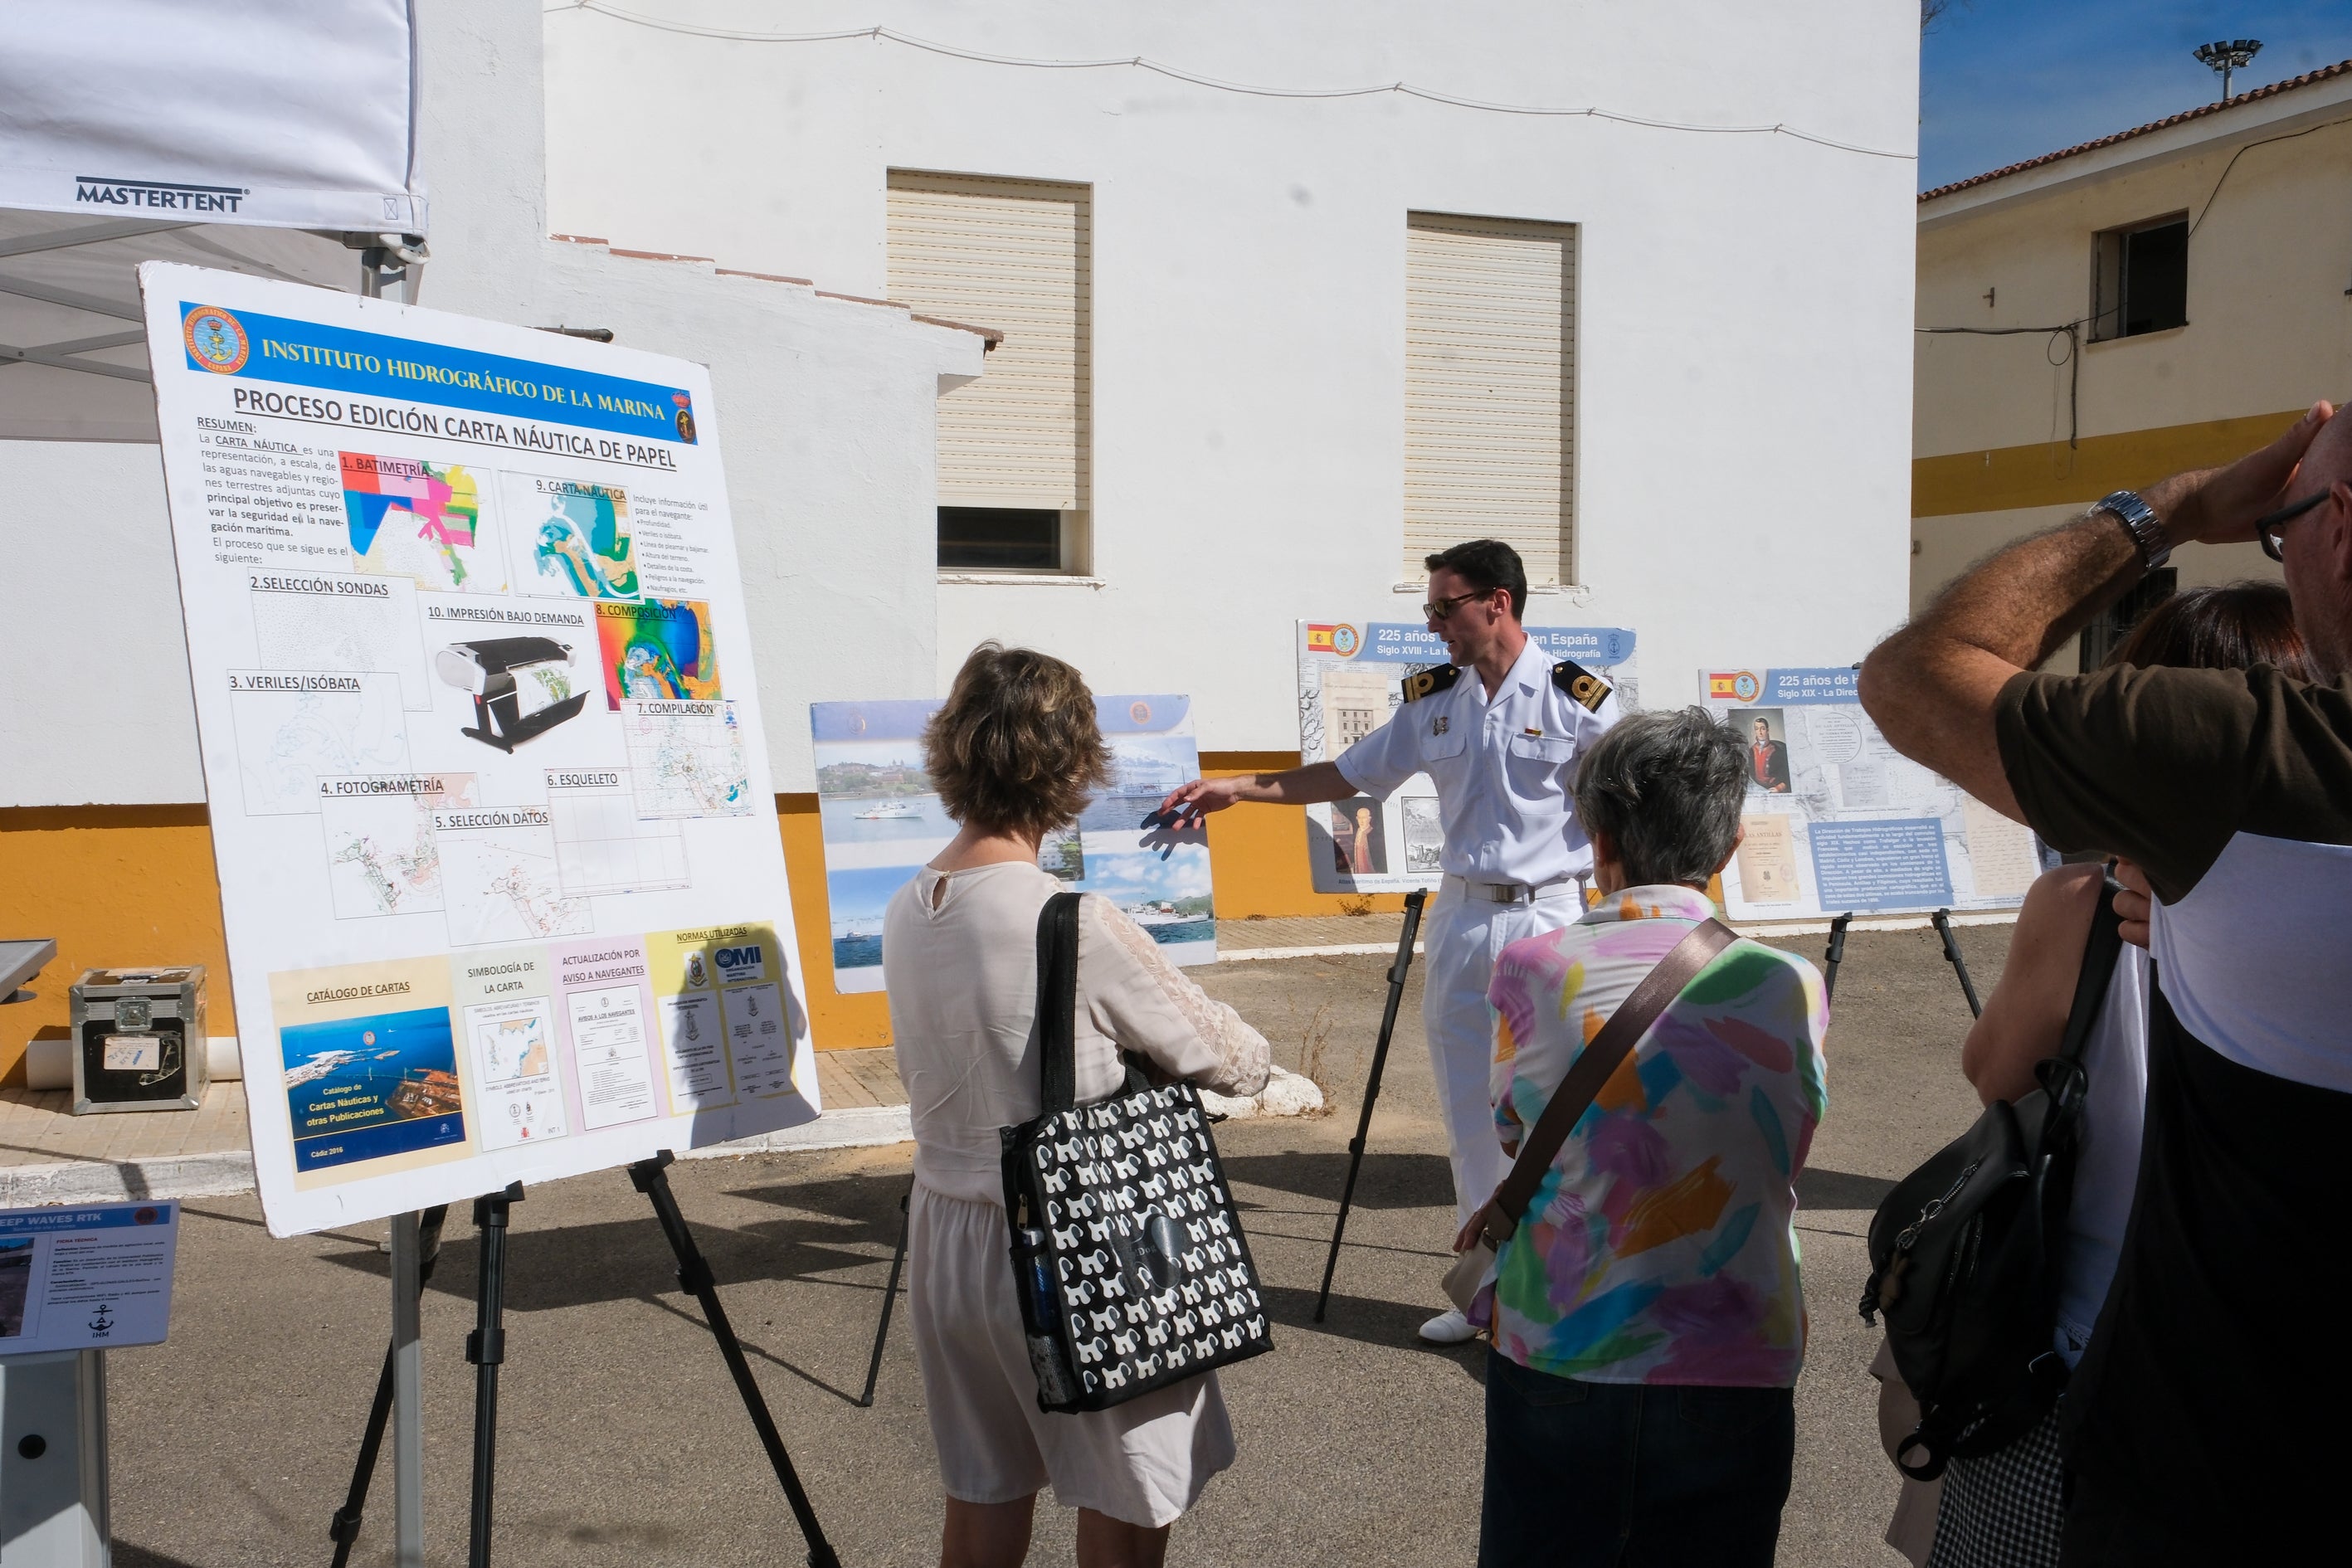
[227,671,411,816]
[340,452,503,593]
[248,570,432,710]
[432,806,593,946]
[503,473,640,601]
[546,767,689,895]
[595,598,721,710]
[461,995,568,1152]
[621,699,752,818]
[317,772,477,919]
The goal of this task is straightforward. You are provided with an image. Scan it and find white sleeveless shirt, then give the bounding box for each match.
[2055,943,2151,1342]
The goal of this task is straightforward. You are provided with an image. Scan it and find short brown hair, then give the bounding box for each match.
[924,644,1112,836]
[2109,581,2314,679]
[1423,539,1528,620]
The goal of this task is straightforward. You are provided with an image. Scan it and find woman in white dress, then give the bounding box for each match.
[884,644,1270,1568]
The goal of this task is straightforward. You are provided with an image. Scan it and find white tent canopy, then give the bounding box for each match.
[0,0,423,232]
[0,1,424,440]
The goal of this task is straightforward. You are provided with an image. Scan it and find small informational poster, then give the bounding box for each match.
[811,695,1215,993]
[1701,667,2038,921]
[0,1202,179,1355]
[144,265,817,1236]
[1295,621,1639,893]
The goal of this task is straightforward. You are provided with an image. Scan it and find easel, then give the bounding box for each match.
[1821,908,1984,1017]
[1314,889,1429,1322]
[324,1153,842,1568]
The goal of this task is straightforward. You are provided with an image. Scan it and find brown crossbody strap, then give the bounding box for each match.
[1478,917,1739,1247]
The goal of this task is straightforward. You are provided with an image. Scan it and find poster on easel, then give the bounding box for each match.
[1295,620,1639,893]
[810,694,1215,993]
[1700,667,2039,923]
[142,264,817,1236]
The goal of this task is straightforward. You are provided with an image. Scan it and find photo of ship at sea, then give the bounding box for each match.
[824,863,913,994]
[279,1005,469,1172]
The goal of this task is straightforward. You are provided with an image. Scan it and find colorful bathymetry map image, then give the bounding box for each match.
[341,453,499,592]
[595,599,721,710]
[504,473,640,600]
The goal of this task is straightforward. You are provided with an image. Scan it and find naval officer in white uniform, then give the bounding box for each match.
[1161,539,1621,1343]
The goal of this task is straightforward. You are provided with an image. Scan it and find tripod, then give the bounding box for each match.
[1313,889,1428,1322]
[1820,907,1984,1017]
[324,1153,842,1568]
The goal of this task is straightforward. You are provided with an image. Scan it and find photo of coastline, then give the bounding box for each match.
[811,693,1216,992]
[279,1005,468,1172]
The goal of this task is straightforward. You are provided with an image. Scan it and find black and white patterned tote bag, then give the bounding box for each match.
[1000,893,1273,1412]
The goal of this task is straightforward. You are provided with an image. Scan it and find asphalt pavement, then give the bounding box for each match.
[104,923,2004,1567]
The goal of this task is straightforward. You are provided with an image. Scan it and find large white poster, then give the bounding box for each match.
[1701,667,2038,923]
[141,264,816,1236]
[1295,620,1639,893]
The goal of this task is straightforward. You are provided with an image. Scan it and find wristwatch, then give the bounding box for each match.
[2096,489,2171,569]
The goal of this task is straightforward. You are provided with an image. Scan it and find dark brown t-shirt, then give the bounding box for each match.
[1994,664,2352,1558]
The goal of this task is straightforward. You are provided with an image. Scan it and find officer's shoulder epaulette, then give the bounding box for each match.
[1552,660,1613,713]
[1399,662,1462,704]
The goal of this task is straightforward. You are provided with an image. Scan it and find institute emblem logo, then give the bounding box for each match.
[1129,700,1153,725]
[1332,625,1360,657]
[1708,670,1762,703]
[182,305,248,374]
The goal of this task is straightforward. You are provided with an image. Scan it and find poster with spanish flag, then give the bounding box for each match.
[1295,620,1638,894]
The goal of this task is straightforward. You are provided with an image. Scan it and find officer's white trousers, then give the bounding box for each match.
[1419,879,1585,1230]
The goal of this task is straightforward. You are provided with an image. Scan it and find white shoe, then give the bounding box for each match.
[1418,1307,1478,1345]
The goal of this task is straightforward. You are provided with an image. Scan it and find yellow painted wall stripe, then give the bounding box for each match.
[0,752,1400,1076]
[1912,408,2308,519]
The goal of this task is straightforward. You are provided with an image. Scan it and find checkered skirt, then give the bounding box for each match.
[1925,1405,2065,1568]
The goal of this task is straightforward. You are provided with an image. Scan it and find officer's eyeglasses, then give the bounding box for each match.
[1423,590,1494,621]
[2256,489,2333,562]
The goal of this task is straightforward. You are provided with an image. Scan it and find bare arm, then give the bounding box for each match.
[1963,864,2101,1104]
[1159,759,1354,828]
[1858,405,2330,819]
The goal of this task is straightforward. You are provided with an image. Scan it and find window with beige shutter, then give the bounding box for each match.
[1404,212,1577,587]
[887,171,1091,571]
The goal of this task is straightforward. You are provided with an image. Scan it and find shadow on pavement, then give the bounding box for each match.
[114,1546,203,1568]
[1222,1149,1454,1212]
[1258,1281,1487,1376]
[315,1174,909,1314]
[1796,1167,1897,1210]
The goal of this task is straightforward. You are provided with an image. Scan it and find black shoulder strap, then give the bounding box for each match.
[1033,891,1084,1114]
[2053,872,2126,1068]
[1399,662,1460,704]
[1551,659,1613,713]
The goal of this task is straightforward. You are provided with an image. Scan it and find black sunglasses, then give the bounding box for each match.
[2255,489,2333,562]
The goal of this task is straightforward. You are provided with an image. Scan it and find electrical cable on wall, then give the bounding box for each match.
[1916,322,2086,449]
[550,1,1913,160]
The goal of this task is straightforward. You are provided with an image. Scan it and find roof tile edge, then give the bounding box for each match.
[1920,56,2352,204]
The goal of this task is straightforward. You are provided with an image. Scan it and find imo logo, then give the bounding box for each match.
[182,304,248,373]
[714,944,764,981]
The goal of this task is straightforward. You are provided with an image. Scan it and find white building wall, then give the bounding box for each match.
[0,0,980,806]
[544,1,1920,738]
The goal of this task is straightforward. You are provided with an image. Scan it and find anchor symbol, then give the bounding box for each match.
[87,1303,114,1337]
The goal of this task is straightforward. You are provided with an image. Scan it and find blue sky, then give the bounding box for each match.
[1921,2,2352,191]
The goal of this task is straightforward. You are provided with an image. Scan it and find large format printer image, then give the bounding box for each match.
[435,636,588,752]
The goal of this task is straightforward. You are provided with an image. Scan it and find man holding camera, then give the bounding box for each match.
[1860,403,2352,1564]
[1162,539,1622,1344]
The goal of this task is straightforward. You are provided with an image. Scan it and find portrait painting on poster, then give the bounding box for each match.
[1701,667,2042,923]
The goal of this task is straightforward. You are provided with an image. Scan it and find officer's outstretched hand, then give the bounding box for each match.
[1158,777,1244,830]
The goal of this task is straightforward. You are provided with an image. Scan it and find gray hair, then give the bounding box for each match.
[1573,708,1749,888]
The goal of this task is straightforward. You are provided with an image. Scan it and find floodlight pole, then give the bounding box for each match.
[2194,39,2262,102]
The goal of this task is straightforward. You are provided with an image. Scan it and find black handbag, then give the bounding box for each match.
[1859,872,2125,1480]
[1000,893,1273,1412]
